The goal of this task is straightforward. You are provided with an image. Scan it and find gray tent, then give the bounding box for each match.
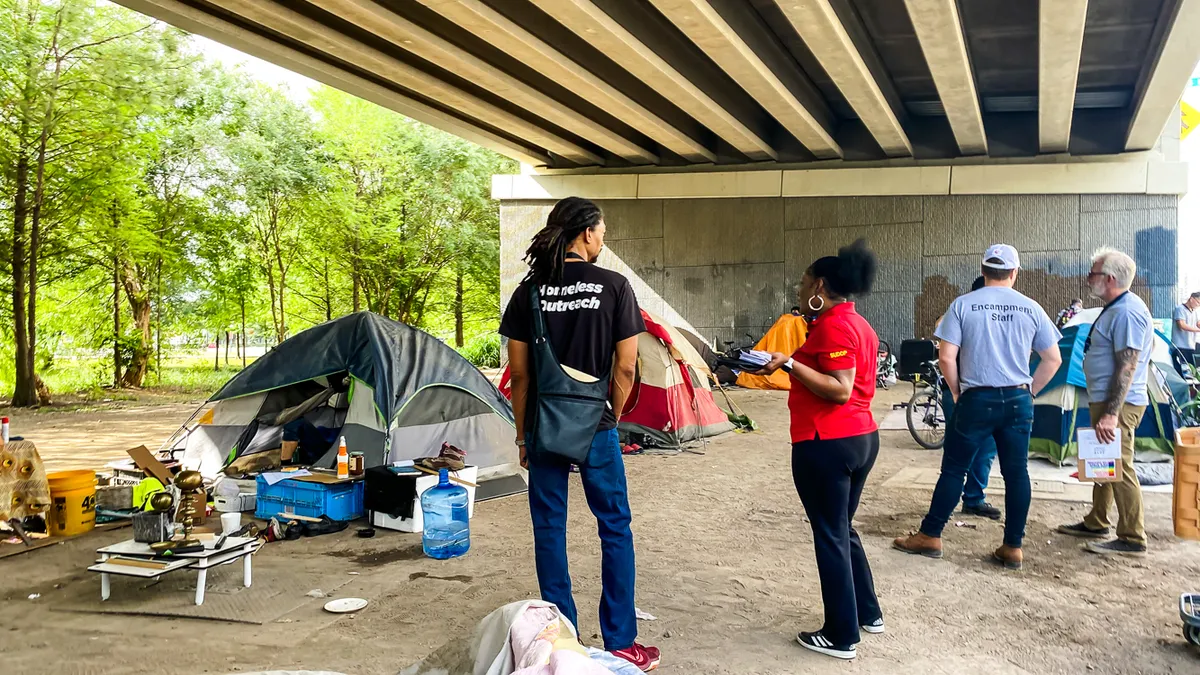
[170,312,523,492]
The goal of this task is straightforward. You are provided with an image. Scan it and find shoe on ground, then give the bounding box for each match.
[1084,539,1147,557]
[892,532,943,559]
[796,631,856,660]
[861,617,885,634]
[962,502,1002,520]
[1056,522,1110,539]
[611,643,661,672]
[992,545,1023,570]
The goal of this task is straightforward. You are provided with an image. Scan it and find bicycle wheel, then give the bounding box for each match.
[906,387,946,450]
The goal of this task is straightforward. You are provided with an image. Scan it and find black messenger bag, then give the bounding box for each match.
[528,284,610,463]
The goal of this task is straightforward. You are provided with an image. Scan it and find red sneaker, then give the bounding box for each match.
[611,643,661,672]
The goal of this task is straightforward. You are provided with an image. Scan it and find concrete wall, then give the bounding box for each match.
[500,194,1179,349]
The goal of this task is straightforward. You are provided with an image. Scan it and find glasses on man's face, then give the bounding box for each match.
[1086,271,1108,280]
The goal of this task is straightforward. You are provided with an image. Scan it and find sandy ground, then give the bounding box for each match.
[2,400,203,473]
[2,388,1200,674]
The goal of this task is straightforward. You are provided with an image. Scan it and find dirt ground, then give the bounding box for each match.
[2,388,1199,674]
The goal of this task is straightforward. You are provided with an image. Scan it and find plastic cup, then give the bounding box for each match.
[220,512,241,536]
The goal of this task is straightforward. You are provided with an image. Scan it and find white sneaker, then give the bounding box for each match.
[796,631,856,660]
[861,617,885,634]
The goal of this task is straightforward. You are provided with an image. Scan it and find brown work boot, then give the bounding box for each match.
[992,545,1023,570]
[892,532,943,559]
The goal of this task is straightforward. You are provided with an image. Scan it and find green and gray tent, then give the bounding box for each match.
[168,312,522,493]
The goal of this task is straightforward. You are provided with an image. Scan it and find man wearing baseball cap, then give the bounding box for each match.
[894,244,1062,570]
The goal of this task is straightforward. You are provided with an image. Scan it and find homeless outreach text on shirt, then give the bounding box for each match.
[539,283,604,312]
[970,301,1036,323]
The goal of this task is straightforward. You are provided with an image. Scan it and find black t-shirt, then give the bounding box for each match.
[499,261,646,431]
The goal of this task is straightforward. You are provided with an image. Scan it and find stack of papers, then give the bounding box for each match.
[739,350,773,368]
[261,469,310,486]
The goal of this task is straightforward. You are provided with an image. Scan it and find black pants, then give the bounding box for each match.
[1176,347,1195,377]
[792,431,882,645]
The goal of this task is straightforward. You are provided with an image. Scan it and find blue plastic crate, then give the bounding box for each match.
[254,476,365,521]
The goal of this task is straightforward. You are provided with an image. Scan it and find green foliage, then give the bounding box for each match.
[458,333,502,369]
[0,0,511,401]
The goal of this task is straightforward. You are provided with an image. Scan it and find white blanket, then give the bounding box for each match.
[399,601,640,675]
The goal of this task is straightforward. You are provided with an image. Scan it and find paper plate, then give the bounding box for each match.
[323,598,368,613]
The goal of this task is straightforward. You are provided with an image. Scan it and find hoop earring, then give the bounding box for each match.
[807,295,824,312]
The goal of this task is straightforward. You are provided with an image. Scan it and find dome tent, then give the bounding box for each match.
[618,310,735,449]
[169,312,522,491]
[1029,309,1186,465]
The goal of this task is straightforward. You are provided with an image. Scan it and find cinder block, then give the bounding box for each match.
[603,239,664,295]
[854,291,916,349]
[1080,208,1177,286]
[662,263,788,335]
[922,196,992,255]
[783,197,839,230]
[1080,194,1178,212]
[500,202,555,306]
[663,198,784,266]
[594,199,664,240]
[837,196,923,227]
[784,222,923,293]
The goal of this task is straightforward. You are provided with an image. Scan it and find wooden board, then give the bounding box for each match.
[0,521,129,560]
[290,473,362,485]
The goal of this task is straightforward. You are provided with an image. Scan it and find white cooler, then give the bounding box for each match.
[370,466,478,533]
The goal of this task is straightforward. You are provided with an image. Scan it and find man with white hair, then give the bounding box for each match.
[1057,247,1152,556]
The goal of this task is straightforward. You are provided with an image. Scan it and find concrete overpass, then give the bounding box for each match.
[117,0,1200,345]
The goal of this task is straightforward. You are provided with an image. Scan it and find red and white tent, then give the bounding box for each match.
[620,310,734,448]
[496,310,734,449]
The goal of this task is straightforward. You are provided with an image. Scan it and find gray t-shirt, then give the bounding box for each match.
[1084,292,1154,407]
[1171,303,1197,350]
[934,286,1061,392]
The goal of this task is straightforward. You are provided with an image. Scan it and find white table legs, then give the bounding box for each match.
[195,568,207,605]
[99,553,110,601]
[243,551,252,587]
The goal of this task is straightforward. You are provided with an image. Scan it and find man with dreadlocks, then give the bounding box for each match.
[500,196,660,671]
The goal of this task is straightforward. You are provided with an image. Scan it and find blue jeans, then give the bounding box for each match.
[527,428,637,650]
[941,385,998,507]
[921,387,1034,548]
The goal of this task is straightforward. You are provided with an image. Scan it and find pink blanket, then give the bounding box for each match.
[510,607,615,675]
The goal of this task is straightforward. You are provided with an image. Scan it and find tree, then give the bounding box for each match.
[0,0,177,404]
[227,86,324,344]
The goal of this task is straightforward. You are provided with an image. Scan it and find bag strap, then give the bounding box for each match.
[529,283,548,344]
[1084,290,1130,354]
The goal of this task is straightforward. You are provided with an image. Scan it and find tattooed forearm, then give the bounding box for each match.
[1103,347,1139,416]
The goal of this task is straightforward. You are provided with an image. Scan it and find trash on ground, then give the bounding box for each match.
[324,597,369,613]
[635,608,657,621]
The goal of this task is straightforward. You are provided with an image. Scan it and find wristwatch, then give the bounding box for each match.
[515,439,526,447]
[782,358,796,373]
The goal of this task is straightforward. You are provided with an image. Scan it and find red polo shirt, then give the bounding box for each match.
[788,302,879,443]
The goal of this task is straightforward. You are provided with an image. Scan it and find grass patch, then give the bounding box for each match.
[2,351,256,406]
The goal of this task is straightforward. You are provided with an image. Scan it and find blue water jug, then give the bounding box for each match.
[421,468,470,559]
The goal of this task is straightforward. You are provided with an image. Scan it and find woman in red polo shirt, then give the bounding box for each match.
[760,239,881,661]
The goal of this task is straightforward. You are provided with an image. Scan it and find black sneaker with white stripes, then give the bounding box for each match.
[796,631,856,660]
[861,617,885,634]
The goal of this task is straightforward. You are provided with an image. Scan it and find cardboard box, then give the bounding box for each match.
[1077,457,1121,483]
[1076,428,1122,484]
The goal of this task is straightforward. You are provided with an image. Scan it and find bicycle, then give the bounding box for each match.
[904,358,947,450]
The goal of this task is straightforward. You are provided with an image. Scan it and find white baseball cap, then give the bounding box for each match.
[982,244,1020,270]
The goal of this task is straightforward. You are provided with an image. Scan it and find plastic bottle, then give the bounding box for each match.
[420,468,470,560]
[1,417,8,444]
[336,436,349,479]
